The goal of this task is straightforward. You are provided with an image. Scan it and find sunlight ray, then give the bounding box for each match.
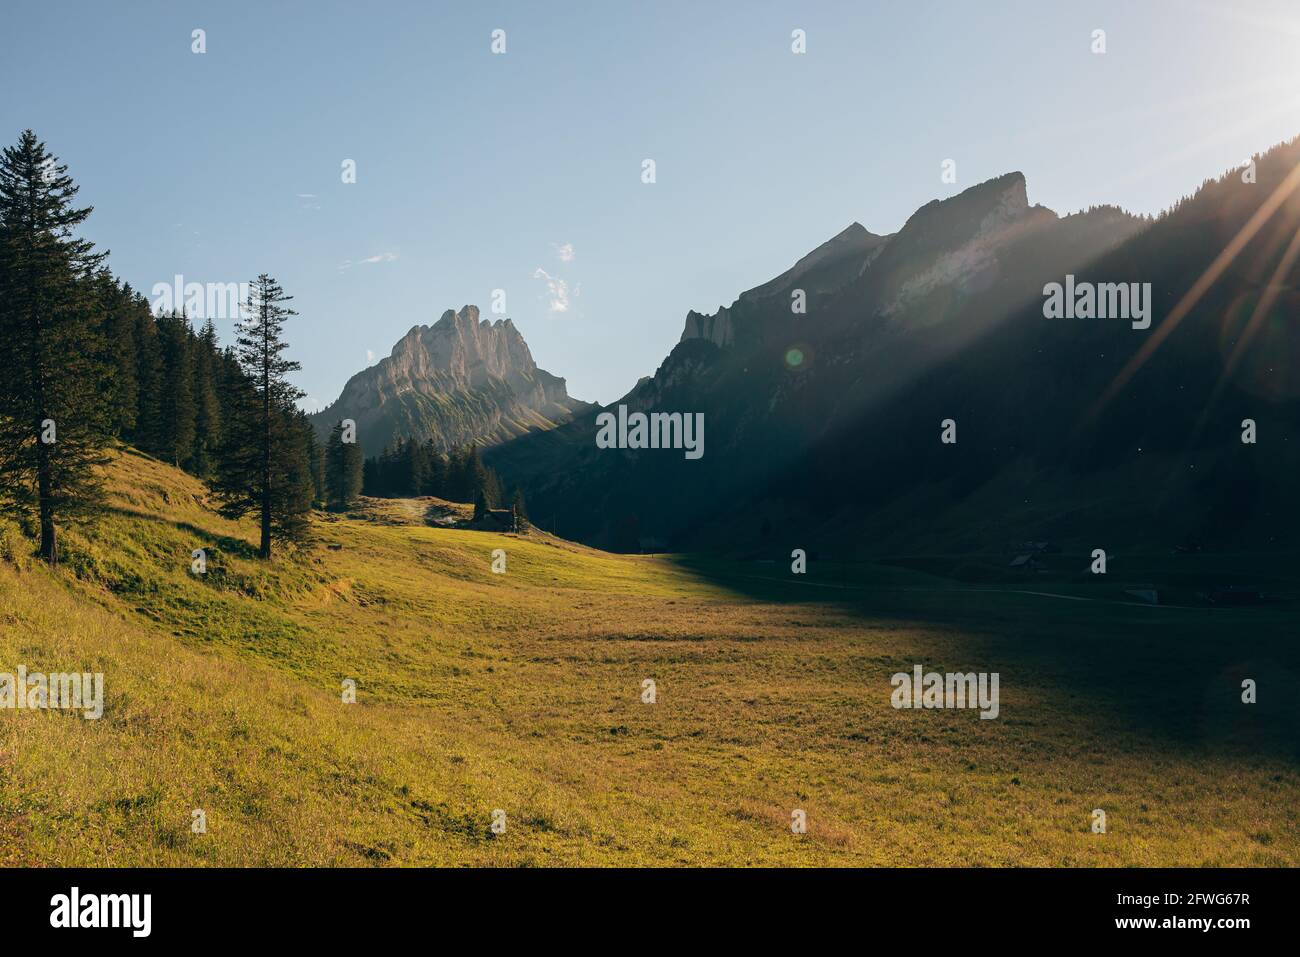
[1085,160,1300,424]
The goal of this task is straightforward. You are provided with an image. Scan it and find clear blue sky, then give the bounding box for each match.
[4,0,1300,408]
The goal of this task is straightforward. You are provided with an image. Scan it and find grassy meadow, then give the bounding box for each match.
[0,447,1296,866]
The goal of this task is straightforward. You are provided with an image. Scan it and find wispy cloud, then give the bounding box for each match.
[532,267,571,313]
[553,241,575,263]
[339,251,399,271]
[366,349,376,364]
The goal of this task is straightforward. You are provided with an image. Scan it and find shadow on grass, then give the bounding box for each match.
[665,552,1300,761]
[102,505,261,562]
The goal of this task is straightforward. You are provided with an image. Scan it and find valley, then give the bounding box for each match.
[1,449,1294,866]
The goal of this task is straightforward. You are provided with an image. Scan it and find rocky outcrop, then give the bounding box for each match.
[310,305,592,456]
[680,307,736,348]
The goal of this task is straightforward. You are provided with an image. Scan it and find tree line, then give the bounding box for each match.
[363,438,526,522]
[0,129,531,564]
[0,129,330,561]
[363,439,499,502]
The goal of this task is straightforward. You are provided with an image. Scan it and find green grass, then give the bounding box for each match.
[0,447,1296,865]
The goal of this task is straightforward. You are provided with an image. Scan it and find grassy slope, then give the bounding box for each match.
[0,448,1296,866]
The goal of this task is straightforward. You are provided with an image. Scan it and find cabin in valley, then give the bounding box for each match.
[481,506,518,532]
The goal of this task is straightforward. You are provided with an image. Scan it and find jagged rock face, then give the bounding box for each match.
[680,307,736,349]
[311,305,592,456]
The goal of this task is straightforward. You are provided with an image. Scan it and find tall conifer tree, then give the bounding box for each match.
[0,131,111,563]
[324,420,363,510]
[131,309,165,454]
[191,316,222,475]
[157,309,196,467]
[95,270,140,437]
[211,274,311,558]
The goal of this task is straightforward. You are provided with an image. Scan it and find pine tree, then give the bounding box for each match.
[324,420,363,509]
[131,309,165,454]
[447,443,491,503]
[191,317,222,476]
[482,465,502,509]
[95,271,140,437]
[422,442,447,497]
[403,436,426,496]
[288,414,319,523]
[303,419,325,506]
[210,274,311,558]
[156,309,196,467]
[377,442,401,496]
[446,445,471,501]
[0,130,111,564]
[511,487,528,529]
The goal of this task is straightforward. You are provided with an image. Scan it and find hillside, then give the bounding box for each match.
[0,449,1296,865]
[745,140,1300,560]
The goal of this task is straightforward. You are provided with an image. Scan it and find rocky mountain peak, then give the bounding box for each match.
[383,305,538,392]
[310,305,590,455]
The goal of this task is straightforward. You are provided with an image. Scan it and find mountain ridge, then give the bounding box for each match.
[487,145,1299,554]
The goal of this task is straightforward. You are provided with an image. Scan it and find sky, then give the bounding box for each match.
[4,0,1300,408]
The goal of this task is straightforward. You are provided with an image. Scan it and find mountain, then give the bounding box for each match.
[310,305,593,456]
[680,221,890,347]
[488,142,1300,556]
